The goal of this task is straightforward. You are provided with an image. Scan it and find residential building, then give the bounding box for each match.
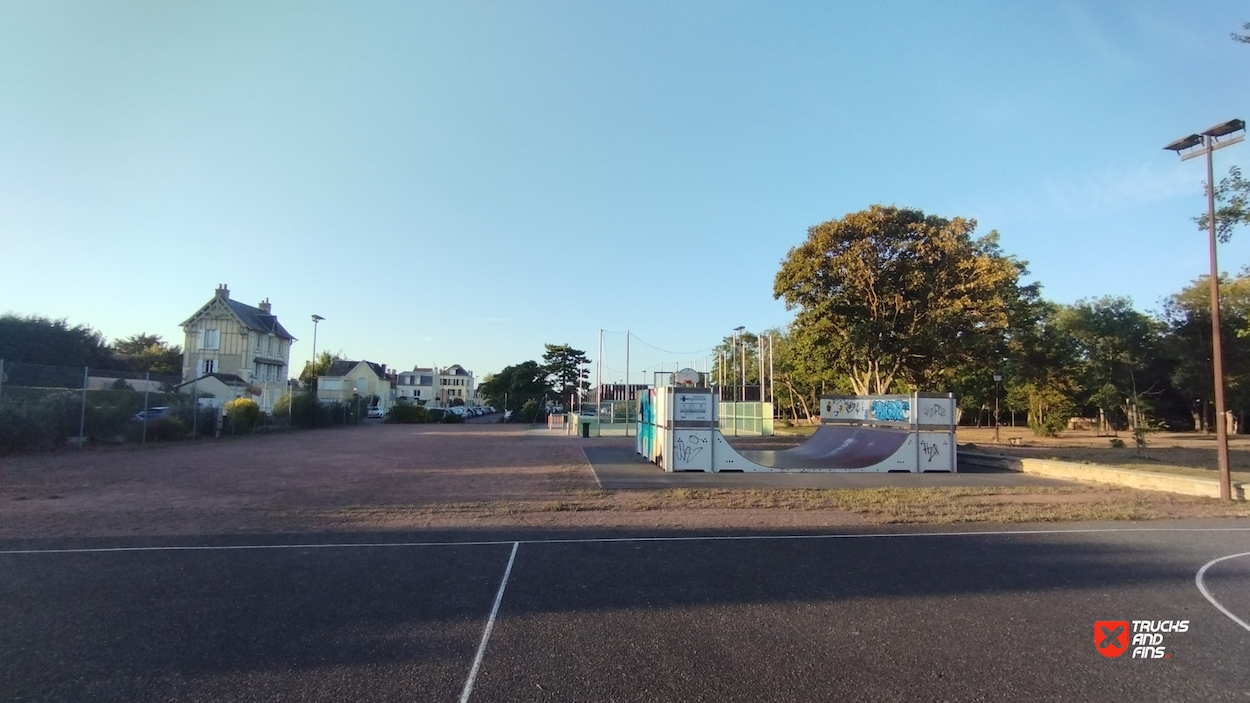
[317,360,395,410]
[437,364,475,407]
[396,367,437,403]
[180,284,295,412]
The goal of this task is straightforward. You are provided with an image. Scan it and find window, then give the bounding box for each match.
[201,329,220,350]
[202,359,215,374]
[268,337,275,355]
[254,335,261,352]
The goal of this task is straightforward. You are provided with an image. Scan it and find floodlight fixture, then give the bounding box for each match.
[1163,134,1203,154]
[1202,119,1245,139]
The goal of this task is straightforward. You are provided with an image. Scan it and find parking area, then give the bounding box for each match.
[4,524,1249,701]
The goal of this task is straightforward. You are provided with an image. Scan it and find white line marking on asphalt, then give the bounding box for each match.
[1195,551,1250,633]
[3,527,1250,556]
[460,541,519,703]
[580,448,605,489]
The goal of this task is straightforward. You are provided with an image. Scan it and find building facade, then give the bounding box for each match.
[180,284,295,412]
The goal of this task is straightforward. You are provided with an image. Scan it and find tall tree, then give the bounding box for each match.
[1056,297,1167,441]
[0,314,115,368]
[998,295,1083,435]
[1160,273,1250,431]
[774,205,1028,395]
[541,344,590,396]
[298,350,344,387]
[478,361,551,411]
[111,333,183,376]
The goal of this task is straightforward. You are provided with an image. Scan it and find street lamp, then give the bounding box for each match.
[1164,118,1245,501]
[993,371,1003,443]
[312,312,327,370]
[733,326,745,402]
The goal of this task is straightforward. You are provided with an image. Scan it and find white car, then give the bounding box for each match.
[366,406,385,419]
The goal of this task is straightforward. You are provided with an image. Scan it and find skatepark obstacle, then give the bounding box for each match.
[636,372,956,473]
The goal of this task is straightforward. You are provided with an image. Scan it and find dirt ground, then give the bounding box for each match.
[1,424,1247,540]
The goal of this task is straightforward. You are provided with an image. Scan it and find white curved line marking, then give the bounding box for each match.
[1195,551,1250,633]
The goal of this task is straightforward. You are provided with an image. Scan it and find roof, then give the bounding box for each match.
[223,298,295,340]
[443,364,470,376]
[181,295,296,340]
[324,360,388,380]
[176,373,250,389]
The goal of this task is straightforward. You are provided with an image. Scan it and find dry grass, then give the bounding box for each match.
[315,485,1250,527]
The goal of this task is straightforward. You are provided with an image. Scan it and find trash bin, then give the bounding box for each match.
[581,421,591,438]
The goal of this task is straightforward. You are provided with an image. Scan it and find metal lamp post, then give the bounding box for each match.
[1164,119,1244,501]
[733,326,746,402]
[1160,118,1240,497]
[993,371,1003,443]
[310,314,325,382]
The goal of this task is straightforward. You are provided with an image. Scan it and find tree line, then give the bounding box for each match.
[0,314,183,376]
[743,204,1250,436]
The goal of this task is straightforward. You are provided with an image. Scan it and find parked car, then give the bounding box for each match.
[133,407,170,422]
[366,406,385,419]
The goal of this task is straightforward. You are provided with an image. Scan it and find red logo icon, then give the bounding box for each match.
[1096,621,1129,658]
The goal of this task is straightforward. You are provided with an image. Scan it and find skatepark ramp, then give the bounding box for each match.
[637,382,955,473]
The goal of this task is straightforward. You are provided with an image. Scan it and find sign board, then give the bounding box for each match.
[674,393,714,421]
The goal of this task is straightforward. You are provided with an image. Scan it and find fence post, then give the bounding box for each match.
[78,366,88,448]
[192,376,198,437]
[142,371,150,445]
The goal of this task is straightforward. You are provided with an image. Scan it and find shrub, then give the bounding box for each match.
[224,397,261,433]
[1109,438,1126,448]
[387,403,429,424]
[440,412,464,424]
[427,408,446,423]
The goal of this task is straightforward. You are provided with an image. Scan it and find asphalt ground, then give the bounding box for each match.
[583,444,1073,490]
[3,523,1249,702]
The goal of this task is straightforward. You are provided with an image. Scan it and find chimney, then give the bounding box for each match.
[215,284,230,300]
[258,298,271,314]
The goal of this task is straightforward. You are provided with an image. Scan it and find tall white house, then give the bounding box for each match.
[180,284,295,412]
[395,364,476,407]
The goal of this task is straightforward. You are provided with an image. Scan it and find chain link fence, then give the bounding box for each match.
[0,360,376,453]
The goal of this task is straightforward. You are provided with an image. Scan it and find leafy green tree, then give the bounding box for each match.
[542,344,590,396]
[298,350,343,387]
[1002,298,1083,436]
[1160,272,1250,431]
[478,360,551,413]
[774,205,1028,395]
[0,314,116,368]
[1233,21,1250,43]
[1197,166,1250,243]
[1056,297,1167,441]
[111,333,183,376]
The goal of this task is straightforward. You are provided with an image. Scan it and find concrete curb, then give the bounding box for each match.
[959,450,1247,501]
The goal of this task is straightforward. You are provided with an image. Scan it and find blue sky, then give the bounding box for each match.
[2,1,1248,384]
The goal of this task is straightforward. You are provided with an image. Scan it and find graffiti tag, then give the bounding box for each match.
[828,400,870,418]
[919,440,941,463]
[673,433,708,464]
[922,403,947,419]
[870,400,910,422]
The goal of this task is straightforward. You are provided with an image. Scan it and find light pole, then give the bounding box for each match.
[733,326,745,402]
[310,314,325,382]
[1165,119,1244,501]
[993,371,1002,443]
